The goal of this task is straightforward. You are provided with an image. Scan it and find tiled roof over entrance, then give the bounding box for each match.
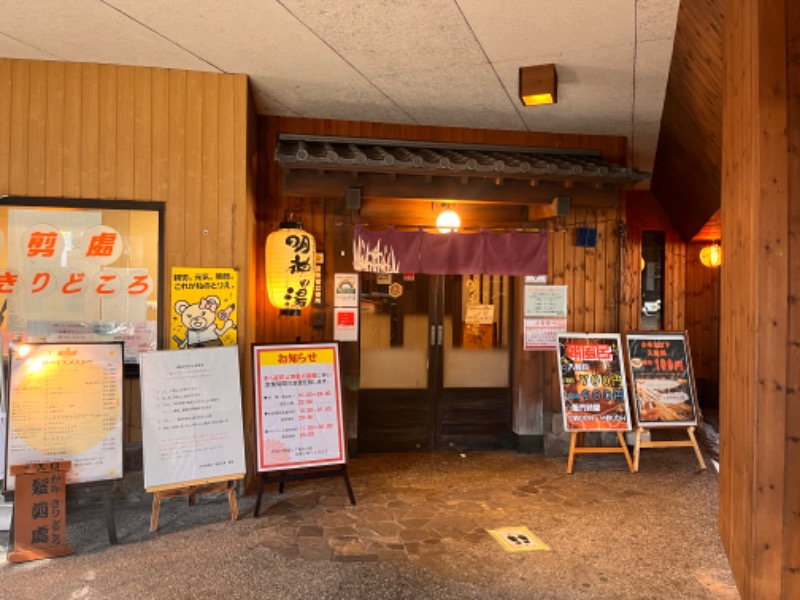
[275,135,649,187]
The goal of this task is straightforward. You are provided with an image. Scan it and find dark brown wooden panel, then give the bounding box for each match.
[358,390,432,452]
[651,0,724,241]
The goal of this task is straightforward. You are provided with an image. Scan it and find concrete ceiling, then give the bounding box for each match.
[0,0,679,175]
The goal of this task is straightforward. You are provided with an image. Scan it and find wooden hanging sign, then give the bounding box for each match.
[8,461,72,563]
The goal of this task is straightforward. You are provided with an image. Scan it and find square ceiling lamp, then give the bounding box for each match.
[519,64,557,106]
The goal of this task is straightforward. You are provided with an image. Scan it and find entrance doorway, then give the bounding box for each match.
[358,273,513,451]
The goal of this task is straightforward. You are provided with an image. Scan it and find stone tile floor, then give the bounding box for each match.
[1,450,739,599]
[253,450,737,597]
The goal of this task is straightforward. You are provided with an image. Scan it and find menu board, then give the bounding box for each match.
[140,346,246,491]
[625,332,698,427]
[253,343,346,472]
[5,343,123,490]
[556,333,632,431]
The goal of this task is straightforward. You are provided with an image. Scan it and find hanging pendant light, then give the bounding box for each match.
[436,208,460,233]
[265,221,316,315]
[699,242,722,268]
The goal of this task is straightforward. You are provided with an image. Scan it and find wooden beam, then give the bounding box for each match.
[282,169,618,207]
[528,196,570,220]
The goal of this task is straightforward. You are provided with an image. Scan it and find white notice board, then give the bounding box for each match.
[524,285,568,318]
[253,343,346,472]
[140,346,246,491]
[5,342,124,490]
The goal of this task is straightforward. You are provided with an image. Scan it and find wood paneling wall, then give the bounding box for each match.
[721,1,800,597]
[258,116,631,441]
[621,191,686,333]
[0,59,255,450]
[685,242,720,403]
[651,0,724,240]
[518,204,625,418]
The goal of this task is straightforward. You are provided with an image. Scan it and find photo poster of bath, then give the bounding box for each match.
[170,267,237,350]
[625,332,699,428]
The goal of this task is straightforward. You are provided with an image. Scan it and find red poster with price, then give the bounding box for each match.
[556,333,632,431]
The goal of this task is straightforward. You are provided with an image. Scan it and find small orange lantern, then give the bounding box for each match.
[699,242,722,268]
[265,221,316,315]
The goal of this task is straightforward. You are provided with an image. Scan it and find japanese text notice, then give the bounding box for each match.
[140,346,246,490]
[5,343,123,490]
[254,343,346,472]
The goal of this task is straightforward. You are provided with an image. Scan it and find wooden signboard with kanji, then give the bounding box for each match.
[8,461,72,563]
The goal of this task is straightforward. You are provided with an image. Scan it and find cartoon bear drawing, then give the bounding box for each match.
[173,295,235,349]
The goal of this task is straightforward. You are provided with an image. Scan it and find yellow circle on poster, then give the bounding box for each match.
[11,358,121,456]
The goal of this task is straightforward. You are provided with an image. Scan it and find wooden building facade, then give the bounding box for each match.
[2,0,799,591]
[0,58,258,468]
[255,116,719,455]
[0,56,724,473]
[21,49,800,598]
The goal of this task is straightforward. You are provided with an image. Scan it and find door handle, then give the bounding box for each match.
[437,325,443,346]
[430,325,436,346]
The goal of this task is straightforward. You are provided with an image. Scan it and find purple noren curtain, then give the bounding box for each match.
[353,225,547,276]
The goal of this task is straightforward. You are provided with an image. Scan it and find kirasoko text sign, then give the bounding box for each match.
[253,343,346,472]
[625,332,699,428]
[5,343,123,490]
[556,333,632,431]
[140,346,246,491]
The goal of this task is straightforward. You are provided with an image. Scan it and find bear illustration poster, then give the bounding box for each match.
[170,268,238,349]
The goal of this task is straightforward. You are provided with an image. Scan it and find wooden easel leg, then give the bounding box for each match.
[633,428,643,473]
[567,432,578,474]
[617,431,635,473]
[227,482,239,521]
[103,492,118,544]
[687,426,707,470]
[341,465,356,505]
[253,475,265,518]
[150,492,162,532]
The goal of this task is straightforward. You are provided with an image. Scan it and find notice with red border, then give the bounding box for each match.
[253,343,346,472]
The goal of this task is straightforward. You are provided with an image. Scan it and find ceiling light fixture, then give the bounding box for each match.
[436,208,460,233]
[519,64,557,106]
